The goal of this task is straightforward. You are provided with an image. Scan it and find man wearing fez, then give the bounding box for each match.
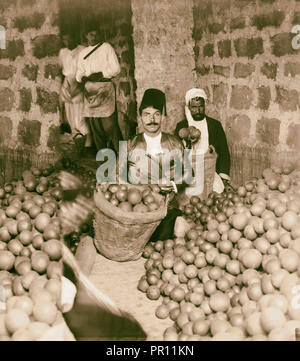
[175,88,231,194]
[76,25,123,154]
[122,89,189,241]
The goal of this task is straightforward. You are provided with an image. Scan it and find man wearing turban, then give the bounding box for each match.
[175,88,231,194]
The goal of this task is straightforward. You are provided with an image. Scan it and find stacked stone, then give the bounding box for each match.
[102,0,137,140]
[131,0,196,133]
[0,0,137,156]
[193,0,300,152]
[0,0,61,154]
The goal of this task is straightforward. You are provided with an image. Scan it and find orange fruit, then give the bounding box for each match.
[253,237,270,254]
[269,294,288,314]
[246,311,264,336]
[226,260,240,275]
[190,292,204,306]
[127,189,142,205]
[204,280,217,296]
[281,211,299,231]
[184,264,198,279]
[192,319,210,336]
[279,249,299,272]
[18,230,33,246]
[214,254,229,269]
[264,258,281,274]
[207,219,219,231]
[216,277,230,292]
[34,213,51,232]
[261,307,286,333]
[181,251,195,265]
[263,217,279,232]
[6,220,18,237]
[265,228,280,244]
[241,249,262,269]
[291,225,300,240]
[230,213,248,231]
[247,283,262,301]
[21,270,39,290]
[32,302,57,325]
[13,296,33,316]
[155,304,169,319]
[209,291,230,312]
[41,240,62,261]
[0,250,15,271]
[194,254,207,268]
[5,309,30,334]
[44,278,61,303]
[31,251,49,274]
[279,232,291,248]
[210,319,231,336]
[218,240,232,254]
[208,266,222,280]
[186,229,198,241]
[271,269,289,289]
[170,286,185,302]
[206,230,220,243]
[261,274,275,294]
[228,229,242,243]
[47,261,63,279]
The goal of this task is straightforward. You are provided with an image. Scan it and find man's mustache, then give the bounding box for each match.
[146,122,159,126]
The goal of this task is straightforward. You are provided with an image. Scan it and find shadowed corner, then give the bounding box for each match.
[63,263,147,341]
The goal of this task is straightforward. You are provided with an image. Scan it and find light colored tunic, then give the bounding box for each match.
[76,42,120,118]
[59,45,88,136]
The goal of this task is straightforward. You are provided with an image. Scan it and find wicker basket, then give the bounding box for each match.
[93,185,169,262]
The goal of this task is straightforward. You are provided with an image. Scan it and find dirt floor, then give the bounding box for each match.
[89,252,173,341]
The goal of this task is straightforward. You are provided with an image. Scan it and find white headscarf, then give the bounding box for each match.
[185,88,207,125]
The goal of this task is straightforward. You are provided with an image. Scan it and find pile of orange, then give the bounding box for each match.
[99,184,162,213]
[137,163,300,341]
[0,164,94,340]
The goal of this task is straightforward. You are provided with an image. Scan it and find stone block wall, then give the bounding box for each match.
[193,0,300,153]
[131,0,196,133]
[0,0,61,158]
[0,0,137,163]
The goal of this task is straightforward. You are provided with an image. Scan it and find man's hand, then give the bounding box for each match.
[222,178,236,192]
[159,184,174,193]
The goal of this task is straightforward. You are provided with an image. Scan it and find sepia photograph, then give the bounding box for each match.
[0,0,300,344]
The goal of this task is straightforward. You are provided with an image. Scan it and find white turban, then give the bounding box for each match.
[185,88,207,126]
[185,88,207,105]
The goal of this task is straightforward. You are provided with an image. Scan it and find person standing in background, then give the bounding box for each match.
[58,34,92,150]
[76,26,123,155]
[175,88,231,195]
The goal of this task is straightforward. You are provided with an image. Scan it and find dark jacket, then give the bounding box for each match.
[174,116,230,177]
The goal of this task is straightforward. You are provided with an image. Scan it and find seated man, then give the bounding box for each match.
[175,88,231,195]
[122,88,188,241]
